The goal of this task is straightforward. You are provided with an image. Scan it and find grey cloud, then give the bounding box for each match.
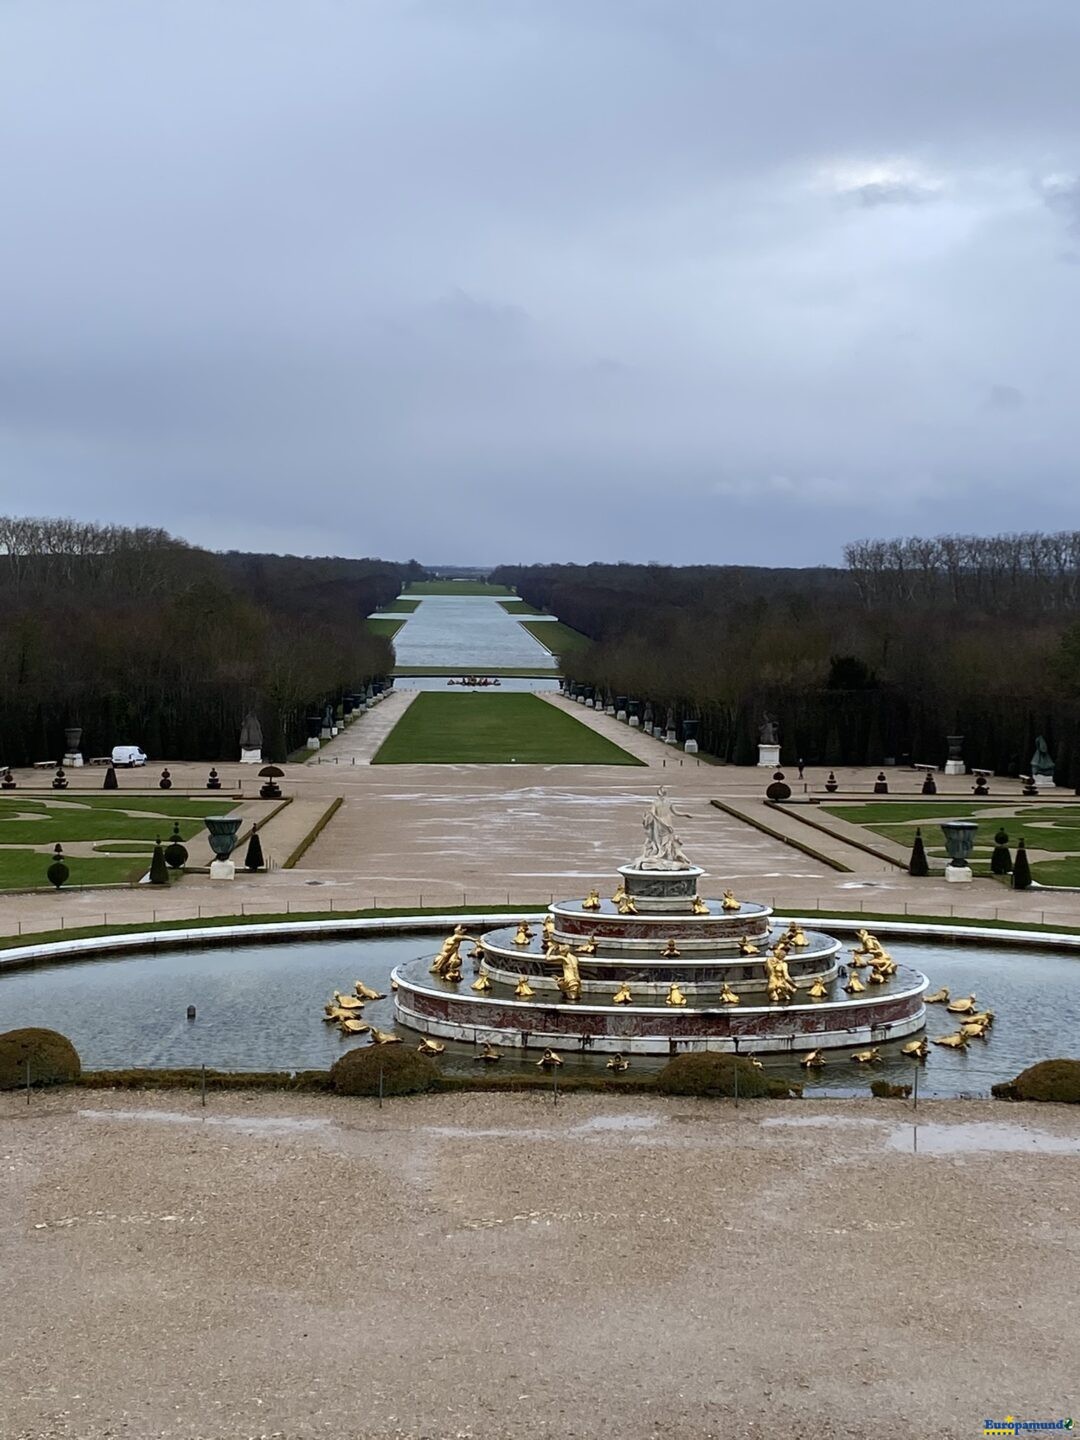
[847,181,941,208]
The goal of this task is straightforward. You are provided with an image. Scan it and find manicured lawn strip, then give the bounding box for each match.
[0,797,235,846]
[519,619,590,655]
[367,617,406,639]
[388,598,421,611]
[91,842,155,854]
[498,599,545,615]
[1028,857,1080,885]
[403,580,514,596]
[822,802,992,827]
[392,666,559,678]
[371,693,643,765]
[0,850,146,889]
[827,803,1080,857]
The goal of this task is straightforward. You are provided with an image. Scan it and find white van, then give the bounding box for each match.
[111,745,148,767]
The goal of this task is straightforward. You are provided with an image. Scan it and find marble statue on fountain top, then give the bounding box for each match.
[633,786,694,871]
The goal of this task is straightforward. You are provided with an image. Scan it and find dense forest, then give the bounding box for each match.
[492,534,1080,784]
[0,517,420,764]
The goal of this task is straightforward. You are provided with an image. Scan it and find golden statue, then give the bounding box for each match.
[333,991,364,1010]
[339,1017,369,1035]
[946,993,977,1014]
[513,921,533,946]
[961,1020,990,1040]
[765,949,796,1003]
[691,895,709,915]
[843,970,865,994]
[852,929,886,958]
[718,982,740,1005]
[515,975,536,998]
[557,949,582,1001]
[431,926,468,976]
[800,1049,825,1068]
[368,1027,402,1045]
[660,938,681,957]
[475,1043,501,1063]
[808,977,828,999]
[666,982,687,1007]
[606,1053,630,1072]
[537,1048,563,1068]
[471,972,492,993]
[354,980,386,1001]
[721,890,741,912]
[612,881,627,904]
[925,986,949,1004]
[417,1037,445,1056]
[867,968,887,985]
[785,922,810,948]
[616,894,637,914]
[850,1048,881,1064]
[964,1010,994,1028]
[442,954,463,984]
[542,914,555,938]
[575,936,598,956]
[738,935,759,956]
[612,981,633,1004]
[582,889,602,911]
[933,1031,968,1049]
[901,1037,929,1059]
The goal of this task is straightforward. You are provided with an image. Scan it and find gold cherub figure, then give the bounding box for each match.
[606,1053,630,1072]
[784,922,809,948]
[718,982,740,1005]
[536,1048,563,1068]
[474,1043,501,1063]
[843,969,865,994]
[765,948,796,1003]
[513,921,533,946]
[616,894,637,915]
[660,938,681,958]
[612,981,633,1004]
[808,977,828,999]
[666,982,687,1007]
[691,895,709,915]
[557,948,582,1001]
[612,881,627,904]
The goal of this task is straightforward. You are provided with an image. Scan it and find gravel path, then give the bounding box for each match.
[3,1090,1078,1439]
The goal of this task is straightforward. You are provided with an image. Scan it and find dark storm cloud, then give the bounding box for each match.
[1,0,1079,564]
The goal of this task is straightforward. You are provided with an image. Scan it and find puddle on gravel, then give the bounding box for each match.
[885,1121,1080,1155]
[78,1109,332,1134]
[761,1115,886,1130]
[572,1114,662,1133]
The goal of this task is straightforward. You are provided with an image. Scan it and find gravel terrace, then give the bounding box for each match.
[3,1090,1077,1440]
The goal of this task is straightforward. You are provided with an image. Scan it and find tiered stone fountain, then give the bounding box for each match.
[392,789,928,1056]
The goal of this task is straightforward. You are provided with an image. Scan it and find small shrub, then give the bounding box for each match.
[992,1059,1080,1104]
[908,828,929,877]
[1012,838,1032,890]
[148,841,170,885]
[766,781,792,801]
[243,827,265,871]
[330,1044,438,1097]
[0,1028,81,1089]
[655,1052,768,1098]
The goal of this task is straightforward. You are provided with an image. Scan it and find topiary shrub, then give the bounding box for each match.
[243,826,265,871]
[992,1059,1080,1104]
[990,827,1013,875]
[1012,837,1032,889]
[0,1028,81,1089]
[655,1052,768,1098]
[148,840,170,885]
[908,827,929,877]
[330,1044,438,1097]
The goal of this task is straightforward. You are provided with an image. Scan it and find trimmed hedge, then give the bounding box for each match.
[0,1027,81,1089]
[992,1059,1080,1104]
[655,1053,769,1098]
[330,1045,438,1097]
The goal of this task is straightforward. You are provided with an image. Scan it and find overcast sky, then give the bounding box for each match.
[2,1,1078,566]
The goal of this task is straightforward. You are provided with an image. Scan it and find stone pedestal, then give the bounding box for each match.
[1035,774,1055,790]
[209,859,236,880]
[757,743,781,769]
[62,753,84,768]
[944,864,973,883]
[665,728,677,744]
[617,864,706,913]
[306,737,320,751]
[629,715,641,729]
[684,739,698,753]
[944,760,965,775]
[240,748,262,765]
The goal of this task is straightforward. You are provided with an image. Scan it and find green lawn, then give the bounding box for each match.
[367,617,406,639]
[519,619,590,656]
[371,693,643,765]
[498,598,546,616]
[0,795,236,889]
[387,597,421,611]
[403,580,514,596]
[824,801,1080,886]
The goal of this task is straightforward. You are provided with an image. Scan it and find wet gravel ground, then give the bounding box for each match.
[3,1090,1078,1440]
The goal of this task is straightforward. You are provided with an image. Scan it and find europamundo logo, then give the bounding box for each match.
[983,1420,1073,1436]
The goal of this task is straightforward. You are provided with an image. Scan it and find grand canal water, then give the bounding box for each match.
[2,932,1073,1096]
[390,596,559,669]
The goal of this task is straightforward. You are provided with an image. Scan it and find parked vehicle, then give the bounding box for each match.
[111,745,148,767]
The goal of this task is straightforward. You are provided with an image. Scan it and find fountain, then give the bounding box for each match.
[393,789,929,1056]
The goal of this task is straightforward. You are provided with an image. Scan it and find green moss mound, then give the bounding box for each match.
[992,1058,1080,1104]
[655,1052,768,1098]
[0,1027,81,1089]
[330,1044,438,1097]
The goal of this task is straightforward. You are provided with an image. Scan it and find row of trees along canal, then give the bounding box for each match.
[491,532,1080,784]
[0,517,424,765]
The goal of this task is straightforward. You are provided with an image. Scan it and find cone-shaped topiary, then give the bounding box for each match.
[103,765,118,790]
[990,826,1013,875]
[1011,837,1032,889]
[908,828,929,877]
[655,1053,768,1098]
[243,825,265,871]
[0,1027,81,1089]
[921,773,937,794]
[330,1045,438,1097]
[992,1059,1080,1104]
[163,821,188,870]
[148,840,170,885]
[46,843,69,889]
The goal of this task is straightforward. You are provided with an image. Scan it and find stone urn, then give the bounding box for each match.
[204,816,242,879]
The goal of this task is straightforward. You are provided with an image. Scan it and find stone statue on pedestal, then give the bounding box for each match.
[634,786,693,870]
[1031,735,1055,788]
[239,711,263,764]
[760,713,779,745]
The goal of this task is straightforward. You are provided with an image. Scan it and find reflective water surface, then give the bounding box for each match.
[1,934,1077,1096]
[390,596,559,669]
